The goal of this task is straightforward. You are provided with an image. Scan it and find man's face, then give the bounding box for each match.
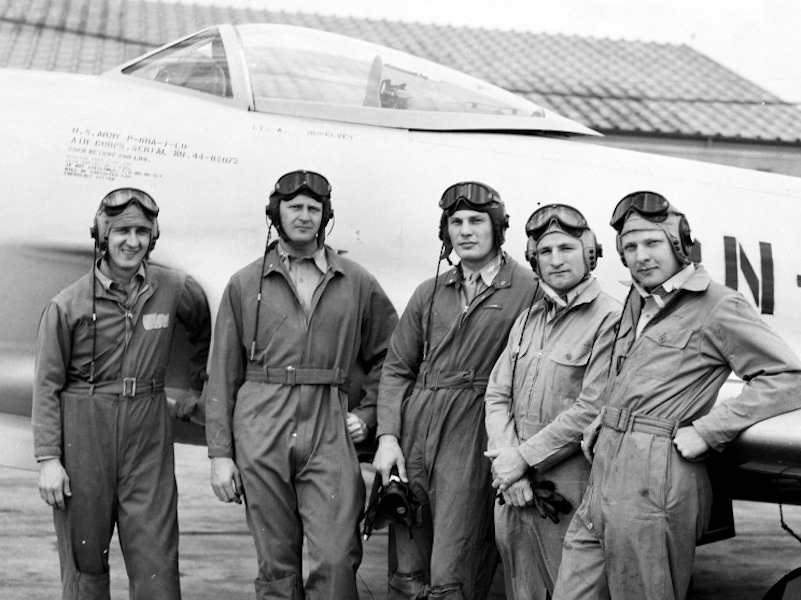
[105,225,150,277]
[535,232,586,293]
[447,209,496,268]
[279,194,324,252]
[621,229,682,290]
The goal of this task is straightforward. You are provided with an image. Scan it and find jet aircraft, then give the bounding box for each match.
[2,22,801,572]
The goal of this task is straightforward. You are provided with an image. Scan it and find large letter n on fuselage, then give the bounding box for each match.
[723,236,774,315]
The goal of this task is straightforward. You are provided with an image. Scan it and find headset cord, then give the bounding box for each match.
[250,230,272,362]
[508,294,536,417]
[422,243,445,362]
[89,245,98,383]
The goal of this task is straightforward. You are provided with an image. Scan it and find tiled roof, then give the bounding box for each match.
[3,0,801,143]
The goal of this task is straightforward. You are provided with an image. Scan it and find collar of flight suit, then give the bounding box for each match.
[93,261,153,300]
[541,275,595,310]
[532,276,602,324]
[618,264,712,340]
[460,252,503,288]
[276,240,328,275]
[443,251,513,290]
[632,263,696,308]
[261,242,345,278]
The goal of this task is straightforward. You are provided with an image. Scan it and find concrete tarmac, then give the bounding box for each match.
[3,443,801,599]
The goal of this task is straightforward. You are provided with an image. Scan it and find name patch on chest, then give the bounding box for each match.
[482,304,503,310]
[142,313,170,330]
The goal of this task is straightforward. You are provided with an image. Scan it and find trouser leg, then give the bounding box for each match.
[495,502,550,600]
[117,396,181,600]
[388,514,433,600]
[600,432,711,600]
[296,433,363,600]
[396,392,497,600]
[239,450,304,600]
[56,392,118,600]
[427,433,496,600]
[499,454,589,600]
[551,509,609,600]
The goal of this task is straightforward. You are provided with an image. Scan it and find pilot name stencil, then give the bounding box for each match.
[64,126,239,181]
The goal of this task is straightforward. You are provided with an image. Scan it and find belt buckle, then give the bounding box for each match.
[285,366,296,386]
[420,371,432,389]
[616,407,630,431]
[122,377,136,397]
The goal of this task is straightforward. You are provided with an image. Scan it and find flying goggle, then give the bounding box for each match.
[272,170,331,200]
[526,204,589,242]
[439,181,500,210]
[99,188,159,218]
[609,191,670,232]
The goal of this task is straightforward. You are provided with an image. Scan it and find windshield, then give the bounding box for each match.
[236,24,545,117]
[122,29,232,98]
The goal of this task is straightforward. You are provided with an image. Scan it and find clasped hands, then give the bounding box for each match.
[483,446,531,507]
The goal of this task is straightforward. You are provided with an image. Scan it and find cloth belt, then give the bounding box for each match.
[414,370,489,391]
[245,365,348,387]
[602,406,680,439]
[64,378,165,398]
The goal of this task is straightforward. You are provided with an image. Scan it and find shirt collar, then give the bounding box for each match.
[460,253,503,288]
[277,240,328,275]
[94,261,146,292]
[632,263,696,308]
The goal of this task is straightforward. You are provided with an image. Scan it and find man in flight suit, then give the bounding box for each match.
[484,204,620,600]
[205,170,397,600]
[34,188,212,600]
[373,181,540,599]
[552,191,801,600]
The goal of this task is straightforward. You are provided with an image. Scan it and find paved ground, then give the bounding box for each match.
[2,443,801,599]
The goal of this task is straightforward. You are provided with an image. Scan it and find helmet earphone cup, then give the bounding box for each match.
[525,237,538,272]
[677,215,694,262]
[581,229,602,272]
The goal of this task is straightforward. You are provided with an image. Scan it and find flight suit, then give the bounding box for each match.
[553,266,801,600]
[205,243,397,600]
[33,264,211,600]
[484,278,619,600]
[377,254,539,600]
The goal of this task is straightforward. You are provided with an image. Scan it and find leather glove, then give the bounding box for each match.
[530,477,573,524]
[495,475,573,523]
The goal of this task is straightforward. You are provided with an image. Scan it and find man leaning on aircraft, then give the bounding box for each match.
[552,191,801,600]
[204,169,398,600]
[33,188,212,600]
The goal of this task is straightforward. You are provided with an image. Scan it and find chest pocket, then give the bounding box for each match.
[635,324,695,381]
[547,343,591,401]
